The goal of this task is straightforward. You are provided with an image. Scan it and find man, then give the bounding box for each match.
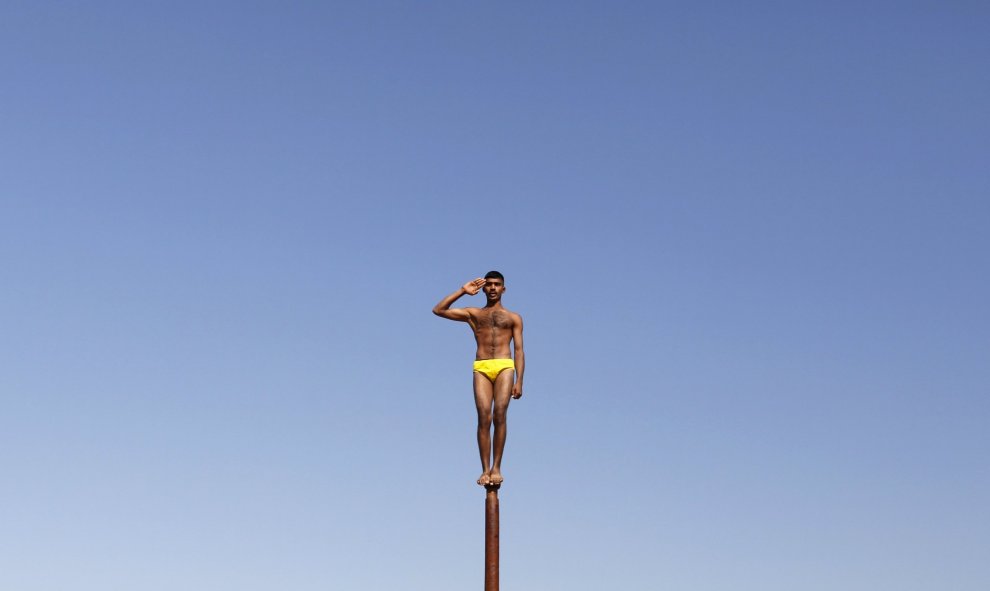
[433,271,525,487]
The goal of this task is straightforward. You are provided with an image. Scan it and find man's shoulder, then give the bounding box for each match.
[461,306,482,315]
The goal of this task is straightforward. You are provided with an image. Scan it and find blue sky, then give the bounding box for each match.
[2,2,988,590]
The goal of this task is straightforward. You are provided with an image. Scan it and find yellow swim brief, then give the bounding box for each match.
[473,358,515,383]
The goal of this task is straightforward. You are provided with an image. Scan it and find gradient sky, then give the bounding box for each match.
[2,2,988,590]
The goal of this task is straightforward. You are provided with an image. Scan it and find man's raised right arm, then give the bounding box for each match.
[432,278,484,321]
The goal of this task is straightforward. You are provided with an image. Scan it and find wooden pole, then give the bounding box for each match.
[485,484,500,591]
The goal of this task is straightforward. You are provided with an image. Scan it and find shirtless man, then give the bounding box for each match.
[433,271,525,487]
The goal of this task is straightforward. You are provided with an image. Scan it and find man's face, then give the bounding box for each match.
[484,278,505,301]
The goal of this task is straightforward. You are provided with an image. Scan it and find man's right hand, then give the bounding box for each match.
[462,278,485,295]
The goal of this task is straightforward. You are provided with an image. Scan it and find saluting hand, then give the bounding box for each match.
[462,278,486,295]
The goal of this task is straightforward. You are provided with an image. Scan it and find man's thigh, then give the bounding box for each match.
[474,372,495,410]
[492,369,515,409]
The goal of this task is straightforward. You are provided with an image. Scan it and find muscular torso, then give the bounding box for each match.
[467,306,518,360]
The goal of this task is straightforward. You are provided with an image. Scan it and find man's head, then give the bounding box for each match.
[484,270,506,301]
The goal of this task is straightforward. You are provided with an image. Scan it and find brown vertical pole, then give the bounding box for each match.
[485,484,500,591]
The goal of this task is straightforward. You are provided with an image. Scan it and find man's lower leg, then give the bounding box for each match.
[489,415,506,485]
[477,420,492,486]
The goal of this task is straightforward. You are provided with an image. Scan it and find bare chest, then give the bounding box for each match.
[472,309,514,331]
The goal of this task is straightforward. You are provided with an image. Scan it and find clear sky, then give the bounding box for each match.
[2,2,988,590]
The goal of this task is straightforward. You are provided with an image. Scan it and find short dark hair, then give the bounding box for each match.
[484,270,504,282]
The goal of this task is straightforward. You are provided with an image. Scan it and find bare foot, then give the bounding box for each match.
[488,468,503,486]
[477,472,491,486]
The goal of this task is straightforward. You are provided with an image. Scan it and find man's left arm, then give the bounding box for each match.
[512,315,525,399]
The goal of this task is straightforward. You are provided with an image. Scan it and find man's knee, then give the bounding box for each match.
[477,411,493,428]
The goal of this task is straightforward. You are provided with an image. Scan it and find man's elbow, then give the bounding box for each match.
[432,307,444,317]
